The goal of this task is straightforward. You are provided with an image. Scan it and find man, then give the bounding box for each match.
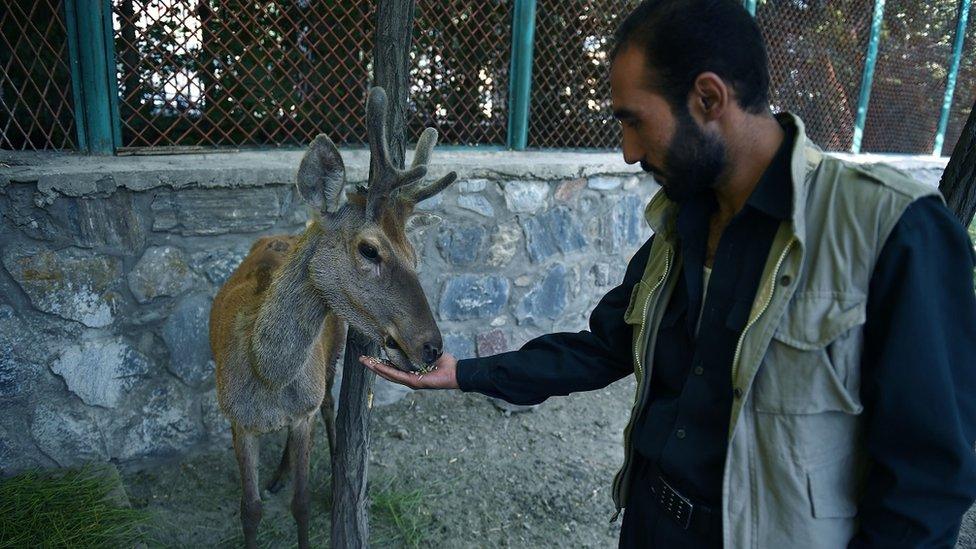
[361,0,976,546]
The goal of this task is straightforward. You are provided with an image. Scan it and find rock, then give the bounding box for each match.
[520,207,588,262]
[30,403,107,466]
[438,275,509,320]
[514,275,532,287]
[391,428,409,439]
[151,187,281,236]
[458,179,488,193]
[2,246,122,327]
[372,376,412,407]
[487,222,521,267]
[415,192,443,210]
[515,264,569,325]
[489,397,539,415]
[554,178,586,201]
[592,263,611,287]
[199,388,230,440]
[608,195,644,252]
[587,176,622,191]
[476,329,509,356]
[103,383,201,460]
[51,337,152,408]
[128,246,198,303]
[490,316,507,327]
[457,194,494,217]
[162,293,214,388]
[73,191,149,252]
[190,249,245,285]
[623,175,640,190]
[436,224,487,266]
[503,181,548,213]
[443,332,476,360]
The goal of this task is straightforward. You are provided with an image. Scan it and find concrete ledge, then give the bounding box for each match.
[0,149,643,201]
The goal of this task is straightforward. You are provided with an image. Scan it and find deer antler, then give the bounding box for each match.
[363,87,457,216]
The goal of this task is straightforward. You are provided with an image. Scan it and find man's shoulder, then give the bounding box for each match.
[820,154,940,202]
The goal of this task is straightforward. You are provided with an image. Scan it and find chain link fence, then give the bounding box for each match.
[0,0,77,151]
[2,0,973,154]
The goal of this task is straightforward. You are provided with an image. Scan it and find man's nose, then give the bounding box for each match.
[621,131,642,165]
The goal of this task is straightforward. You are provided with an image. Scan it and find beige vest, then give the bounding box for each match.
[612,113,942,548]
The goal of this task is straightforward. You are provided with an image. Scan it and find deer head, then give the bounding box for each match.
[295,87,457,372]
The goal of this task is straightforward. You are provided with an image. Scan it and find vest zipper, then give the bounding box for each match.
[730,237,796,385]
[611,246,672,516]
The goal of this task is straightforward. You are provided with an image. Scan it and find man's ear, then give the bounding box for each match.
[690,72,729,122]
[296,134,346,214]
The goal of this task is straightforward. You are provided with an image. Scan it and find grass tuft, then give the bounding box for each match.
[370,479,435,549]
[0,465,150,548]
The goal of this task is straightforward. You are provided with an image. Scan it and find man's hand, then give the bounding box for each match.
[359,352,460,390]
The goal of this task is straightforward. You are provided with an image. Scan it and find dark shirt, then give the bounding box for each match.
[456,165,976,547]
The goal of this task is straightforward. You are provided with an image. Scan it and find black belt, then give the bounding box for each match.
[641,459,722,539]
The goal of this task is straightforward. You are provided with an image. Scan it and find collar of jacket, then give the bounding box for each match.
[643,112,822,248]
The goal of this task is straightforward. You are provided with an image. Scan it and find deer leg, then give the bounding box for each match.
[232,424,262,549]
[265,429,291,494]
[290,415,313,549]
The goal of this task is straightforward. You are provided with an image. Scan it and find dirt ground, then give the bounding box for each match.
[121,374,976,548]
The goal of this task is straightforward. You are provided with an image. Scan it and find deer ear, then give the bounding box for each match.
[297,134,345,213]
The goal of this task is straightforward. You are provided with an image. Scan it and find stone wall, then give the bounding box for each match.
[0,149,947,472]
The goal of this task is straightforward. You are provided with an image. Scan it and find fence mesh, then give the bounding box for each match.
[757,0,871,152]
[860,0,958,154]
[944,9,975,157]
[528,0,640,149]
[0,0,76,151]
[111,0,510,150]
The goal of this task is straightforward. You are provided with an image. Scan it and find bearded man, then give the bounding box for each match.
[362,0,976,546]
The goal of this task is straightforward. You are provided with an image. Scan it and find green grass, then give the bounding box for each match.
[370,479,436,549]
[0,466,150,548]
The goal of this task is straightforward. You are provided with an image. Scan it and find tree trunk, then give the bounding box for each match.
[939,100,976,228]
[330,2,416,547]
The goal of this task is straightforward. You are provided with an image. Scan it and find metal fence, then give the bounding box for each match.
[2,0,973,156]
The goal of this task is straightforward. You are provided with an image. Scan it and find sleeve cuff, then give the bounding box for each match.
[455,357,494,394]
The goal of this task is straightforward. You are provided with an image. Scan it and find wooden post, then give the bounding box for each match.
[939,100,976,228]
[330,1,416,547]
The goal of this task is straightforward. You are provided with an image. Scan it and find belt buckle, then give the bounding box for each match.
[656,476,694,530]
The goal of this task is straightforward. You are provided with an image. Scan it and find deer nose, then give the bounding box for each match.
[421,342,442,364]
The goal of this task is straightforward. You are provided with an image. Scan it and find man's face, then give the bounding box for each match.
[610,46,726,202]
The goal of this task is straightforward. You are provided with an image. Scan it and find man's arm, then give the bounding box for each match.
[850,196,976,547]
[362,235,654,404]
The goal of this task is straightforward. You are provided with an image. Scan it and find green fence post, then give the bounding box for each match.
[507,0,537,151]
[63,0,120,154]
[852,0,886,154]
[744,0,757,17]
[934,0,971,156]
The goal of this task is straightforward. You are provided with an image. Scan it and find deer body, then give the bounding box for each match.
[209,87,457,549]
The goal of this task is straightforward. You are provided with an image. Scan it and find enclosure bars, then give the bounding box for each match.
[507,0,537,151]
[63,0,121,154]
[934,0,972,156]
[743,0,757,17]
[850,0,886,154]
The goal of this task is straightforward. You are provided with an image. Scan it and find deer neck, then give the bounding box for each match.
[250,223,329,387]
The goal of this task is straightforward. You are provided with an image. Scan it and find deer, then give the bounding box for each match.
[209,86,457,549]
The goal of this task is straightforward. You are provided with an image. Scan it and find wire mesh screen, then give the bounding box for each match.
[0,0,77,151]
[111,0,511,149]
[860,0,958,154]
[757,0,871,152]
[528,0,640,149]
[944,10,975,157]
[410,1,512,145]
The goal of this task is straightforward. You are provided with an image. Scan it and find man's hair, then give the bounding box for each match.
[612,0,770,114]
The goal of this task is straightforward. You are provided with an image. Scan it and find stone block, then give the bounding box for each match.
[487,221,521,267]
[592,262,611,287]
[476,329,510,357]
[503,181,548,213]
[520,206,588,262]
[609,195,644,252]
[162,293,215,388]
[554,178,586,202]
[99,383,201,460]
[515,264,569,325]
[73,191,149,252]
[443,331,476,360]
[128,246,198,303]
[415,192,443,210]
[438,275,509,320]
[3,246,122,327]
[151,187,281,235]
[588,176,622,190]
[190,248,246,285]
[51,337,152,408]
[436,224,487,266]
[457,194,494,217]
[458,179,488,193]
[30,404,107,466]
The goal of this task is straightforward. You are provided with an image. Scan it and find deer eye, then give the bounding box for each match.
[358,242,380,262]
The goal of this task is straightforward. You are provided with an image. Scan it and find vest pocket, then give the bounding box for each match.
[752,294,866,415]
[807,452,859,519]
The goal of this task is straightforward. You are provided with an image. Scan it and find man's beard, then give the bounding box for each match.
[647,108,726,203]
